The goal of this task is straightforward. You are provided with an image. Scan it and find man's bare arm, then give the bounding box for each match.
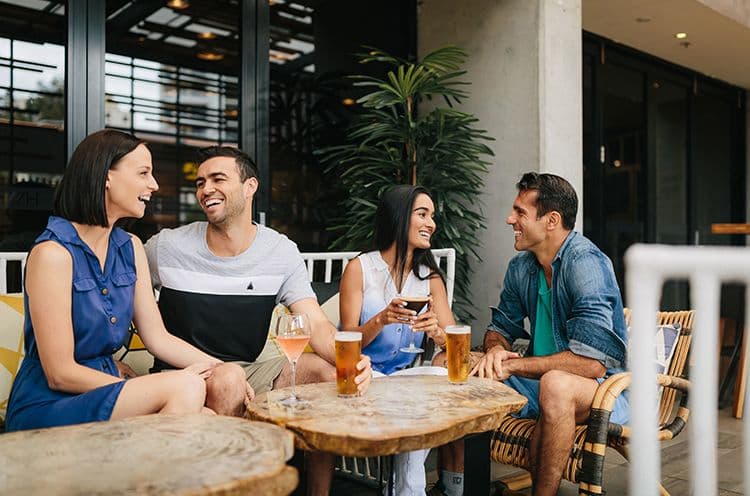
[288,297,337,364]
[505,350,606,380]
[483,329,512,352]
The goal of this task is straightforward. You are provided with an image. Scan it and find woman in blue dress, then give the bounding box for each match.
[6,130,249,432]
[338,185,461,496]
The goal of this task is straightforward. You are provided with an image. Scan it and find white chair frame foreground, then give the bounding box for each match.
[625,243,750,496]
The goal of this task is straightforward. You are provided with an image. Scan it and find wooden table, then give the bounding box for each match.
[246,375,527,495]
[0,414,298,495]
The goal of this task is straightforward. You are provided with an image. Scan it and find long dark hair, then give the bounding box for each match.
[54,129,145,227]
[372,185,444,291]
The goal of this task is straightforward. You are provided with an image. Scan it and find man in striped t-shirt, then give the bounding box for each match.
[146,146,372,495]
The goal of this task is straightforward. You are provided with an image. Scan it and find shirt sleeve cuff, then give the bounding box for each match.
[569,339,623,370]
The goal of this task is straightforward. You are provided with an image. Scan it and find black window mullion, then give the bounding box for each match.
[66,0,105,160]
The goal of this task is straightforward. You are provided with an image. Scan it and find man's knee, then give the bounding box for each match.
[206,363,246,408]
[538,370,576,408]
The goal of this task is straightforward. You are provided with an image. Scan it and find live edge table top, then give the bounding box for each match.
[0,414,298,496]
[246,375,527,458]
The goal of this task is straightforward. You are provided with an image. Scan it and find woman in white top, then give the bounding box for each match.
[339,185,461,496]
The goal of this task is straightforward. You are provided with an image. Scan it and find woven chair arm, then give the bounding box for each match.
[595,373,690,441]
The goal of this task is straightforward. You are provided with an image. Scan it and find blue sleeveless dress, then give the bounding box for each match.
[5,216,134,431]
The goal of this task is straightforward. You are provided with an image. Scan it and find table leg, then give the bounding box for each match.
[463,430,492,496]
[290,449,306,496]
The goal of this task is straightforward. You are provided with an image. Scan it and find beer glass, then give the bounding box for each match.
[445,324,471,384]
[335,332,362,397]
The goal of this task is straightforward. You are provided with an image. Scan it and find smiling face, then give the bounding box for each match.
[105,143,158,222]
[195,156,257,227]
[407,193,436,250]
[506,189,550,254]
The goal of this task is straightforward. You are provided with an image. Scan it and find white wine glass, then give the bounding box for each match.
[276,313,311,406]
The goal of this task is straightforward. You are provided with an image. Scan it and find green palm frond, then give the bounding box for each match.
[318,45,496,321]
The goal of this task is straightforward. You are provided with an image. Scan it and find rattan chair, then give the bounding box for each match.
[490,310,695,496]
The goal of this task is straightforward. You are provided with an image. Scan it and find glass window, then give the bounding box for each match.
[105,0,240,240]
[268,0,416,251]
[0,0,66,255]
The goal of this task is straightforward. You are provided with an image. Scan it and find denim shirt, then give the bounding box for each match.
[488,231,628,375]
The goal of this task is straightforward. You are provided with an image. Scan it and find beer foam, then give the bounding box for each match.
[336,331,362,342]
[445,325,471,334]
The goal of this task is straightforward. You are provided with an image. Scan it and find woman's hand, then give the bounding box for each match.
[114,360,138,379]
[412,309,446,347]
[355,354,373,395]
[377,298,417,327]
[183,362,217,380]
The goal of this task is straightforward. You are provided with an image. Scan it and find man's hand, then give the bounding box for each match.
[355,354,373,395]
[470,345,520,381]
[115,360,137,379]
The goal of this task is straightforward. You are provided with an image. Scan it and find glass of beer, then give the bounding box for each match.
[445,325,471,384]
[335,332,362,397]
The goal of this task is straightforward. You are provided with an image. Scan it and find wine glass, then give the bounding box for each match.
[398,293,430,354]
[276,313,311,406]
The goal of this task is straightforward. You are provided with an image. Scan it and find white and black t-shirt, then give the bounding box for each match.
[144,222,314,368]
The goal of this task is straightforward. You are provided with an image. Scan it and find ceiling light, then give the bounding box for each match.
[167,0,189,10]
[341,98,355,106]
[197,50,224,61]
[675,32,688,39]
[197,31,216,40]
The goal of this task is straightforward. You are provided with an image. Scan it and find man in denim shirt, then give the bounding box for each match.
[472,172,628,496]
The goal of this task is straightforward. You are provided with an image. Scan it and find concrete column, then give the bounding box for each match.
[418,0,582,337]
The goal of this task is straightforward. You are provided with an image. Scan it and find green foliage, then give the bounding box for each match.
[319,46,495,321]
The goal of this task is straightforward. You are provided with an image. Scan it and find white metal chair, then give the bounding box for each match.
[625,243,750,496]
[300,248,456,487]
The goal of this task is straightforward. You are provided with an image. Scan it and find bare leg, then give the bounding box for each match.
[532,370,599,496]
[110,369,206,419]
[204,363,248,416]
[306,452,335,496]
[439,440,464,472]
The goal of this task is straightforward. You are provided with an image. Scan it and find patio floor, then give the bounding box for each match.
[331,406,745,495]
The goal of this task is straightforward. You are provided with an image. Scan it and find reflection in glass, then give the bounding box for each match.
[268,0,415,251]
[105,0,239,240]
[0,1,66,254]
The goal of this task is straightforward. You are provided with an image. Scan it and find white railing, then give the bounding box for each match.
[301,248,455,308]
[625,243,750,496]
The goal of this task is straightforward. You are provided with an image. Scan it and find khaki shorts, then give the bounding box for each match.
[234,357,288,396]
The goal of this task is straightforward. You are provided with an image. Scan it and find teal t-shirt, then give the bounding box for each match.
[533,269,557,356]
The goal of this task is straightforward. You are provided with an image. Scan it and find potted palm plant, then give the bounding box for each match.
[319,45,494,321]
